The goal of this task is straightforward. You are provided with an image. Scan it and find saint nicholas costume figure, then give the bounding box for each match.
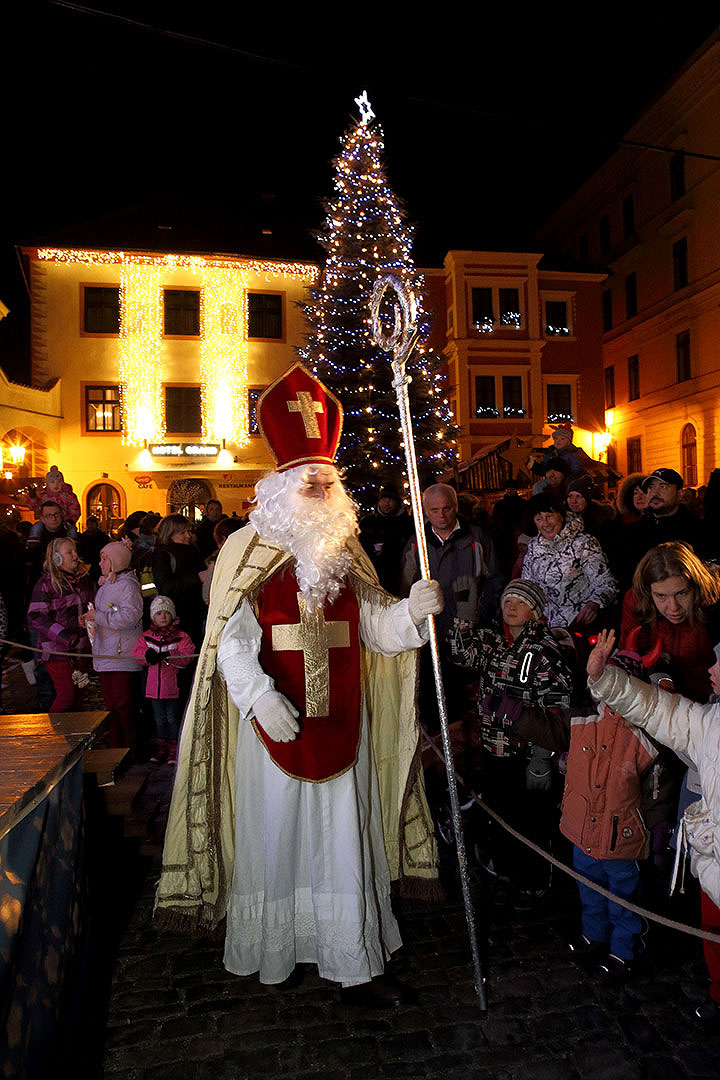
[155,362,442,1005]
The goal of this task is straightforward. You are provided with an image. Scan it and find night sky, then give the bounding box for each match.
[3,2,719,379]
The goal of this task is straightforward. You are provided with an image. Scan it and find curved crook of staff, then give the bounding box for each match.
[370,274,487,1012]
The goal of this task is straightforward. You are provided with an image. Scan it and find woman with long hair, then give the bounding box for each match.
[27,537,94,711]
[620,541,720,702]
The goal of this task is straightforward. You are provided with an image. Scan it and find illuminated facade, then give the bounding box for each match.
[441,252,608,466]
[534,32,720,486]
[13,246,317,527]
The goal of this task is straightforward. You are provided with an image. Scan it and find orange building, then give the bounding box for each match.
[441,251,608,469]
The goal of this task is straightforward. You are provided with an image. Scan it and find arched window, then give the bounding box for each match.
[681,423,698,487]
[86,483,124,534]
[168,478,213,522]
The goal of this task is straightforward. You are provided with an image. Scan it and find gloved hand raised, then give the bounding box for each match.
[408,579,444,626]
[253,690,301,743]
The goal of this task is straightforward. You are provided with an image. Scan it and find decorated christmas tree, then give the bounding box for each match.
[298,92,457,508]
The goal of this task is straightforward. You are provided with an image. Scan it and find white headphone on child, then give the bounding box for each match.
[51,538,66,567]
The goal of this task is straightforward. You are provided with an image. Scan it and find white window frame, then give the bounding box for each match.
[473,368,528,421]
[469,281,525,334]
[543,376,579,425]
[541,290,576,340]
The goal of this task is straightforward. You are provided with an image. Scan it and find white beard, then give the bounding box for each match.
[250,469,358,611]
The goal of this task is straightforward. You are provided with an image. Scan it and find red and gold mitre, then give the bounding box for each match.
[257,362,343,473]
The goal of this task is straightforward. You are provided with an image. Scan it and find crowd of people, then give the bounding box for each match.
[358,431,720,1018]
[6,409,720,1016]
[1,482,245,762]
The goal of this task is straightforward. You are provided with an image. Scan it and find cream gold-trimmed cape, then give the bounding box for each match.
[155,525,439,932]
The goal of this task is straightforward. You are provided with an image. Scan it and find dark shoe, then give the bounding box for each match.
[150,738,168,764]
[167,739,178,765]
[341,974,417,1008]
[567,934,607,971]
[694,998,720,1023]
[597,953,634,981]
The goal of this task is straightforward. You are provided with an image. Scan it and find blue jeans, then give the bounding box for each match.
[573,845,642,961]
[151,698,180,741]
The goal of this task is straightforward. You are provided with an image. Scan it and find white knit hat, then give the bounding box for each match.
[150,595,176,620]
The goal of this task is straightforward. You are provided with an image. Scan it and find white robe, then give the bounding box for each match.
[217,595,426,986]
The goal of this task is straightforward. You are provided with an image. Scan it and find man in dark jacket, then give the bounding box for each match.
[194,499,227,559]
[359,483,414,595]
[619,468,708,588]
[400,483,504,635]
[400,482,506,741]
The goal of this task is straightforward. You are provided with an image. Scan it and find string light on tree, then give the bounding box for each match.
[299,94,457,507]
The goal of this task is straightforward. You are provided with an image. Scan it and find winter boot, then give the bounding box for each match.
[167,740,178,766]
[151,738,168,764]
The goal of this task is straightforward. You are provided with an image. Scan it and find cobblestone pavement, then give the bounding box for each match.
[4,658,720,1079]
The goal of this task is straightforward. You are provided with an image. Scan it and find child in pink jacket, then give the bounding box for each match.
[132,595,195,765]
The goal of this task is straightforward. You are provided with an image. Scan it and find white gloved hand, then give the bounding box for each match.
[408,579,444,626]
[253,690,300,743]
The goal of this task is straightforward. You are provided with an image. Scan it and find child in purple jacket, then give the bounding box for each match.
[132,595,195,765]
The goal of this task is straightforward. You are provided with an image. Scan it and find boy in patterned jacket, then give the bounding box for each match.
[449,580,575,895]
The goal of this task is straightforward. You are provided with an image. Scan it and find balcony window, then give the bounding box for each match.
[474,375,498,418]
[544,300,570,336]
[471,286,523,333]
[471,288,494,333]
[602,289,613,332]
[502,375,525,418]
[547,383,574,423]
[498,288,521,328]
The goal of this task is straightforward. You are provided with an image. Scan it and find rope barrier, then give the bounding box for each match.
[0,636,202,662]
[421,730,720,946]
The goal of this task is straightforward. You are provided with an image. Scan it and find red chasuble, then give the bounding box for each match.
[255,568,362,782]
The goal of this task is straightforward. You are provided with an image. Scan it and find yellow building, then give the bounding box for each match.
[534,31,720,486]
[9,246,317,529]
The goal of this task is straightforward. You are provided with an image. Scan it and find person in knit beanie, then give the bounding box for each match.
[448,579,575,896]
[132,595,195,765]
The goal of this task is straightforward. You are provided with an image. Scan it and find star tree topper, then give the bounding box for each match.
[499,432,538,481]
[354,90,375,126]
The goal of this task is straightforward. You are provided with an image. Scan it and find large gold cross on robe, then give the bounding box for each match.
[287,391,324,438]
[271,596,350,717]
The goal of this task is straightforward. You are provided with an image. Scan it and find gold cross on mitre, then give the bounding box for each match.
[287,391,324,438]
[272,596,350,717]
